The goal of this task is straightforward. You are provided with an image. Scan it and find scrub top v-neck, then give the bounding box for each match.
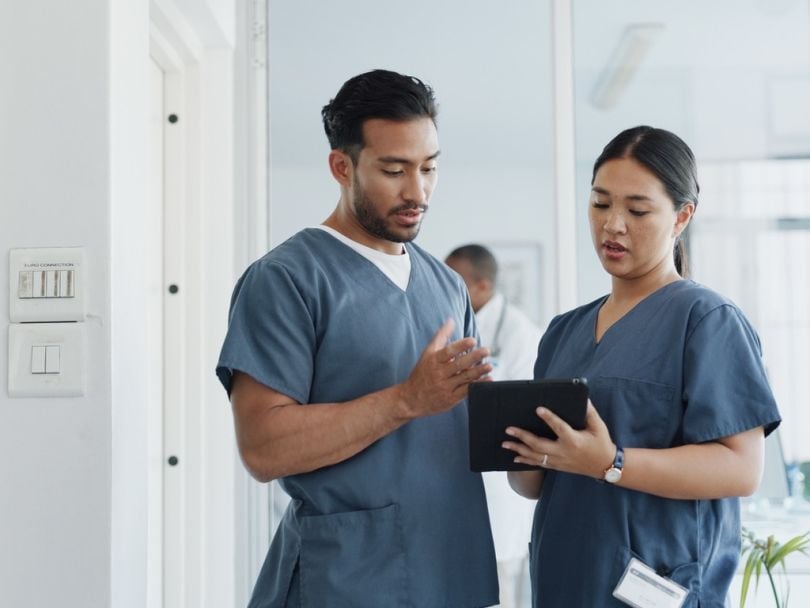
[217,228,498,608]
[529,280,780,608]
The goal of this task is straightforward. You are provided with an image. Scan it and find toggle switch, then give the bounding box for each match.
[32,271,44,298]
[18,271,33,298]
[59,270,73,297]
[17,270,76,299]
[45,271,58,297]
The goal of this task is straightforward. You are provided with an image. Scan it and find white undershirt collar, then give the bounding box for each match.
[314,225,411,291]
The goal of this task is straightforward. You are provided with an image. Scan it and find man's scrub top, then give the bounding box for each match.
[217,229,498,608]
[529,280,780,608]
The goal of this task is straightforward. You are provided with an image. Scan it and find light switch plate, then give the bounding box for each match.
[9,247,85,322]
[8,323,85,397]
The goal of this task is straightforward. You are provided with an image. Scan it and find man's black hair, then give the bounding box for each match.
[322,69,438,162]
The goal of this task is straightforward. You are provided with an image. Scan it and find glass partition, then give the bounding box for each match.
[573,0,810,466]
[268,0,556,326]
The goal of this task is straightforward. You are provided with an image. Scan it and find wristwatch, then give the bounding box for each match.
[603,445,624,484]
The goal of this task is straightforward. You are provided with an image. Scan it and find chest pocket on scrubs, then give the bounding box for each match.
[594,376,678,449]
[298,503,411,608]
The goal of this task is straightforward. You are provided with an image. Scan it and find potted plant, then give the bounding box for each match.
[740,527,810,607]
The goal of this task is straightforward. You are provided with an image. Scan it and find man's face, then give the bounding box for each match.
[348,117,439,247]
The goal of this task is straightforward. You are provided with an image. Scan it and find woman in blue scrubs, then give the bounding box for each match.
[505,126,781,607]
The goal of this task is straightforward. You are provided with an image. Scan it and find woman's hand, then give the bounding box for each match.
[502,400,616,480]
[504,399,767,499]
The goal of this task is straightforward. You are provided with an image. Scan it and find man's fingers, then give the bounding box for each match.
[449,345,490,371]
[458,362,493,384]
[472,362,493,379]
[441,337,481,363]
[426,319,456,352]
[450,364,494,398]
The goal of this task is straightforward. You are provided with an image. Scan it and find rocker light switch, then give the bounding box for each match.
[45,345,61,374]
[9,324,84,397]
[31,346,46,374]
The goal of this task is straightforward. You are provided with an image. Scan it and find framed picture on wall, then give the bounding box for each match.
[485,242,543,325]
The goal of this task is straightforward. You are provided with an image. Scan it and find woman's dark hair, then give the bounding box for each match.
[321,69,438,163]
[591,126,699,276]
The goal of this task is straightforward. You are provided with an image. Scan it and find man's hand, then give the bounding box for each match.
[395,319,492,419]
[231,319,492,480]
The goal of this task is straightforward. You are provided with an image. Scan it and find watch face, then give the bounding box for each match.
[604,468,622,484]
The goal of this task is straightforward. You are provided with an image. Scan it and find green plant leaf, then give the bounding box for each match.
[739,554,753,607]
[739,529,810,608]
[766,533,810,570]
[740,547,762,608]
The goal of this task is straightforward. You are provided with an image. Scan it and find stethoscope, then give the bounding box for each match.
[489,296,508,362]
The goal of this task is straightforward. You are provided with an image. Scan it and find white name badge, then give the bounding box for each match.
[613,557,689,608]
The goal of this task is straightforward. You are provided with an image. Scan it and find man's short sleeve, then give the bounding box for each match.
[216,260,315,403]
[682,304,780,444]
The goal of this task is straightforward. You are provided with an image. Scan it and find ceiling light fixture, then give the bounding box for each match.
[589,23,665,110]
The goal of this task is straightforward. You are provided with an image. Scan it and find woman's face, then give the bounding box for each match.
[589,157,694,282]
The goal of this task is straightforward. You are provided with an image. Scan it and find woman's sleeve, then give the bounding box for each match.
[681,304,781,444]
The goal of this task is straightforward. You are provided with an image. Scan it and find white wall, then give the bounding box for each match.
[0,1,112,606]
[1,1,241,607]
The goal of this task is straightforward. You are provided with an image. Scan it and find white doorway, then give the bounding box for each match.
[147,46,193,607]
[146,56,166,608]
[113,3,244,607]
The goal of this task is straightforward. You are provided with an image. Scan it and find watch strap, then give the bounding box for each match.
[613,445,624,471]
[602,445,624,483]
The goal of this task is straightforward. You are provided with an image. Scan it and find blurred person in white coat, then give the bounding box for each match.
[446,244,542,608]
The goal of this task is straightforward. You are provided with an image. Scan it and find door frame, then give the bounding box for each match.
[112,1,250,606]
[149,24,188,607]
[233,0,272,602]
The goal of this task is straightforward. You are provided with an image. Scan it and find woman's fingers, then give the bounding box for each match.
[503,401,615,476]
[584,400,608,434]
[503,405,582,469]
[503,426,558,467]
[504,426,552,452]
[502,439,546,467]
[536,406,573,440]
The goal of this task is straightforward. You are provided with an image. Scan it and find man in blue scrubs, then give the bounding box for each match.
[217,69,499,608]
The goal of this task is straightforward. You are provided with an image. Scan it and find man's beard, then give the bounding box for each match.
[352,184,427,244]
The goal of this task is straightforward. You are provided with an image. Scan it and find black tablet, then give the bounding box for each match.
[468,378,589,472]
